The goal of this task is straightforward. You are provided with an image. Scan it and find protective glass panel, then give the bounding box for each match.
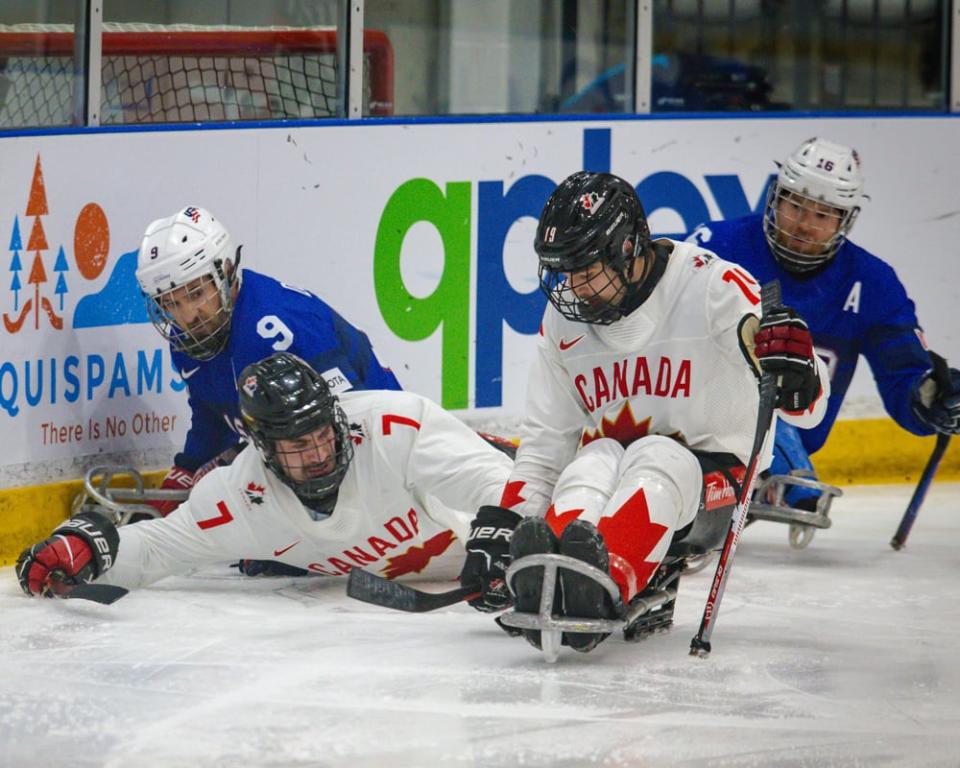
[0,1,82,129]
[652,0,947,112]
[365,0,634,116]
[98,0,343,124]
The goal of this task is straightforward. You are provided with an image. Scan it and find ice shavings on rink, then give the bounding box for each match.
[1,483,958,767]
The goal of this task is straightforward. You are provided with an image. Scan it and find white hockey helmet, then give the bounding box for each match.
[763,137,864,273]
[136,206,241,360]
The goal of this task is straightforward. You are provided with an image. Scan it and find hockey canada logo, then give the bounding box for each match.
[580,192,605,212]
[348,421,365,446]
[244,482,266,505]
[242,375,258,397]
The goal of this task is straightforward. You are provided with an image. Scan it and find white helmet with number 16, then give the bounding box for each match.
[136,206,242,360]
[764,137,865,274]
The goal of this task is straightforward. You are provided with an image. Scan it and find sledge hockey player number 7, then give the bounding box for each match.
[689,279,782,658]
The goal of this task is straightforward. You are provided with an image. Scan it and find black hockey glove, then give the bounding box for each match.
[754,306,820,412]
[459,505,522,612]
[17,512,119,598]
[910,367,960,435]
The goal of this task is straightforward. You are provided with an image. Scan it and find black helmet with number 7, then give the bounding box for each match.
[238,353,353,517]
[535,171,651,325]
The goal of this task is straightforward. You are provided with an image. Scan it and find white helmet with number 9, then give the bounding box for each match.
[136,206,242,360]
[764,137,864,273]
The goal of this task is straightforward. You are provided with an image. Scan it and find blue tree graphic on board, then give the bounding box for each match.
[8,216,22,311]
[54,245,69,310]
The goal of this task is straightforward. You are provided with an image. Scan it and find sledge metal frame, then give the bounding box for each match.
[748,470,843,548]
[72,465,189,526]
[499,554,677,663]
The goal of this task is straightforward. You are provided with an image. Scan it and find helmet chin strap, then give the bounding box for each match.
[620,240,671,316]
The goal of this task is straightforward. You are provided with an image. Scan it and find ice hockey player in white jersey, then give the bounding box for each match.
[17,353,512,598]
[459,171,829,652]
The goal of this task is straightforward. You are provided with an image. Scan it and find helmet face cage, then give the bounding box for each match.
[538,237,636,325]
[137,207,240,360]
[239,353,354,512]
[763,137,864,274]
[763,185,860,273]
[145,262,236,360]
[252,402,354,510]
[535,171,649,325]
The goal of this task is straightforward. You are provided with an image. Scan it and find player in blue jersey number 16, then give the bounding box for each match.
[686,138,960,547]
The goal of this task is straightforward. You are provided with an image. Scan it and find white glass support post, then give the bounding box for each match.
[338,0,365,118]
[952,0,960,112]
[634,0,652,114]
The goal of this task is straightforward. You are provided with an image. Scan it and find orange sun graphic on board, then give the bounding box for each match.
[74,203,110,281]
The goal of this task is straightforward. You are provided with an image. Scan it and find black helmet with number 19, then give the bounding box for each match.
[535,171,651,325]
[238,353,353,517]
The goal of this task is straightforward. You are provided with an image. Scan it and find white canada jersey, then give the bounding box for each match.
[99,390,512,590]
[505,239,829,516]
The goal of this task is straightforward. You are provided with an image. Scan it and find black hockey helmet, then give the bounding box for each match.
[238,352,353,512]
[535,171,651,324]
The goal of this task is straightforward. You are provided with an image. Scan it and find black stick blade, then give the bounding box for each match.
[347,568,479,613]
[63,584,129,605]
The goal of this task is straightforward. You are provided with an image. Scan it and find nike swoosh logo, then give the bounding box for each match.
[559,335,585,351]
[180,367,200,380]
[273,540,300,557]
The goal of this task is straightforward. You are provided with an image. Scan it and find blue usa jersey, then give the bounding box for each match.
[686,214,932,453]
[171,270,402,470]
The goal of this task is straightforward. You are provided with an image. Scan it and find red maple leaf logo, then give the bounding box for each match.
[544,504,583,538]
[597,488,669,600]
[381,530,457,580]
[581,401,653,448]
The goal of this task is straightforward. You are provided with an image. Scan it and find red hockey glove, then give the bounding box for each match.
[754,306,820,412]
[16,512,120,598]
[147,466,195,518]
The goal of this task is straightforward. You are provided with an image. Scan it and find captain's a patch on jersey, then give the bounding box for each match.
[321,367,354,394]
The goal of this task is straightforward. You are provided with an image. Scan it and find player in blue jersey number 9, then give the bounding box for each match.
[134,206,402,573]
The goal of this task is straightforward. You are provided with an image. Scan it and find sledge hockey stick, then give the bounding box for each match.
[346,567,481,612]
[690,280,781,658]
[890,351,952,551]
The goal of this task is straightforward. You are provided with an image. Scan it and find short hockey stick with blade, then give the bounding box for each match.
[890,350,952,550]
[690,279,781,658]
[347,567,480,612]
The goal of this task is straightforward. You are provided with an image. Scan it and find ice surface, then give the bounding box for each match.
[1,483,958,768]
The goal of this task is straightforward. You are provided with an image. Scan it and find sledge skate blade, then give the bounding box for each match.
[749,473,841,529]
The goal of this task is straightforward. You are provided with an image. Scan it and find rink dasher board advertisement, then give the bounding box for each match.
[1,116,957,479]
